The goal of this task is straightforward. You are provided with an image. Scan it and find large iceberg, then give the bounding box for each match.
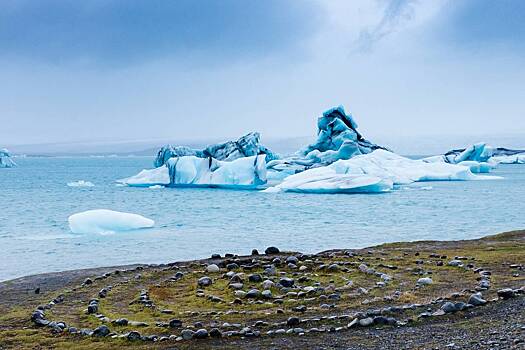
[266,106,389,177]
[0,148,16,168]
[120,154,267,189]
[154,132,278,167]
[265,150,499,194]
[68,209,155,234]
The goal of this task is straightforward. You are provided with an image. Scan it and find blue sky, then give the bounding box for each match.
[1,0,524,147]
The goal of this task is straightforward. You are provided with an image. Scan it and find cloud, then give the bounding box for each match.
[0,0,321,66]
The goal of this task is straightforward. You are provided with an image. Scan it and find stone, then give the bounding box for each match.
[194,329,209,339]
[206,264,220,273]
[246,289,261,299]
[262,279,275,289]
[181,329,194,340]
[112,318,128,326]
[251,249,259,255]
[448,260,463,267]
[169,319,183,328]
[287,317,300,326]
[211,254,221,259]
[262,290,273,299]
[359,318,374,327]
[248,274,263,283]
[327,264,340,272]
[441,302,458,313]
[497,288,515,299]
[468,293,487,306]
[279,277,294,288]
[92,325,110,337]
[198,276,213,287]
[286,256,299,265]
[209,328,222,338]
[417,277,433,285]
[229,283,244,290]
[265,246,280,254]
[127,331,141,341]
[226,263,240,270]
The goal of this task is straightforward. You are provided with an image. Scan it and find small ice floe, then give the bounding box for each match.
[67,180,95,187]
[148,185,164,189]
[68,209,154,234]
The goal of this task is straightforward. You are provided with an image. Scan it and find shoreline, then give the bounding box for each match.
[1,230,524,349]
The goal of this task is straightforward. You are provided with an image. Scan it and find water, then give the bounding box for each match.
[1,157,524,281]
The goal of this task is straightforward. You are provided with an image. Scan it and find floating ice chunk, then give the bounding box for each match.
[118,165,170,187]
[0,148,16,168]
[456,161,496,174]
[68,209,154,234]
[122,155,267,189]
[67,180,95,187]
[148,185,164,189]
[492,154,525,164]
[265,150,500,194]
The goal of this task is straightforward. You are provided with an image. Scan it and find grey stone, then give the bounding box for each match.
[198,276,213,287]
[127,331,141,341]
[92,325,110,337]
[181,329,194,340]
[265,247,280,254]
[194,329,209,339]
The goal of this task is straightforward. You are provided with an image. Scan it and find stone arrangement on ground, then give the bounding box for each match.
[0,231,524,349]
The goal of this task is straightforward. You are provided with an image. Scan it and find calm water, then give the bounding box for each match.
[1,157,524,281]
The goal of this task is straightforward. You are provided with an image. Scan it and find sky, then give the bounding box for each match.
[1,0,524,150]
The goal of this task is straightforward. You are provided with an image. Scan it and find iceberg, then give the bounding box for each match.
[0,148,16,168]
[67,180,95,187]
[120,154,267,189]
[265,150,499,194]
[267,106,389,176]
[426,143,525,172]
[68,209,154,234]
[154,132,278,167]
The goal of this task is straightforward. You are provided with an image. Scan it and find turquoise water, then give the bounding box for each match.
[1,157,524,281]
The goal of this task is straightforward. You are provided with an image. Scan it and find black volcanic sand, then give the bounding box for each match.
[0,230,524,350]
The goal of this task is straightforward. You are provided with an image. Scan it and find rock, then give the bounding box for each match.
[286,256,299,265]
[468,293,487,306]
[441,302,458,313]
[359,318,374,327]
[194,329,209,339]
[112,318,128,326]
[327,264,340,272]
[234,291,246,298]
[181,329,194,340]
[211,253,221,259]
[497,288,515,299]
[206,264,220,273]
[92,325,110,337]
[34,287,40,294]
[248,274,263,283]
[417,277,433,285]
[279,277,294,288]
[229,283,244,290]
[246,289,261,299]
[265,247,280,254]
[262,290,273,299]
[287,317,300,326]
[293,305,307,312]
[262,279,275,289]
[169,319,183,328]
[448,260,463,267]
[299,265,308,271]
[226,263,240,270]
[198,276,212,287]
[127,331,141,341]
[251,249,259,256]
[209,328,222,338]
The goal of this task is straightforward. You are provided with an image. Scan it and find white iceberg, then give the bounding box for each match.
[0,148,16,168]
[118,166,170,187]
[265,150,500,194]
[68,209,154,234]
[492,154,525,164]
[67,180,95,187]
[120,154,267,189]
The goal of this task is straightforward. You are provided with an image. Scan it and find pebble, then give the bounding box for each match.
[246,289,261,299]
[359,317,374,327]
[92,325,110,337]
[279,277,294,288]
[468,292,487,306]
[194,329,209,339]
[262,279,275,289]
[169,319,183,328]
[126,331,141,341]
[181,329,194,340]
[287,317,300,326]
[417,277,433,285]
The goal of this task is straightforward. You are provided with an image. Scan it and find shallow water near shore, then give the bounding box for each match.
[1,157,524,281]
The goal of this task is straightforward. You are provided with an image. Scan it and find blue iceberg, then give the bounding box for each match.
[0,148,16,168]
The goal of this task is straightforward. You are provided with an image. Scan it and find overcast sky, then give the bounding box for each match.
[1,0,524,146]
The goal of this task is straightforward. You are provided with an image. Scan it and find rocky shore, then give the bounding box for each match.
[0,230,524,349]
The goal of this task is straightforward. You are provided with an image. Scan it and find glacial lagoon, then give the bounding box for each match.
[1,156,524,281]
